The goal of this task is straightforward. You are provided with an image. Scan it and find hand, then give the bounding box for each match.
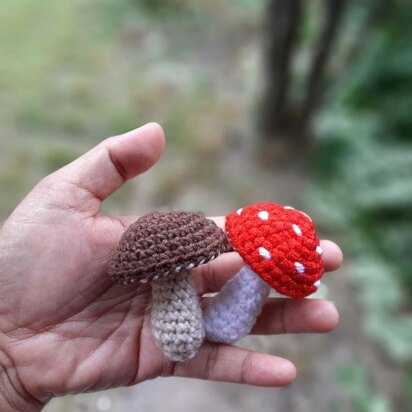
[0,123,342,411]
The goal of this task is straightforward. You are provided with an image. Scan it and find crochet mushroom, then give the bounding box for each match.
[203,202,324,344]
[108,211,230,362]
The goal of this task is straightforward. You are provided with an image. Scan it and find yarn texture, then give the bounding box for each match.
[108,211,229,362]
[108,203,325,359]
[226,203,323,298]
[109,211,230,284]
[151,270,205,362]
[204,202,324,344]
[204,266,270,344]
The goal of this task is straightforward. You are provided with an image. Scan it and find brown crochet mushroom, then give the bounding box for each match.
[108,211,230,362]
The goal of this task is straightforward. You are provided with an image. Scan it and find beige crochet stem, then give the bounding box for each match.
[151,270,205,362]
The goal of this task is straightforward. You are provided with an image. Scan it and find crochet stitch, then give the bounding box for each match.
[108,203,324,359]
[226,203,323,298]
[204,202,324,344]
[109,211,230,285]
[151,270,205,361]
[204,266,270,344]
[108,211,229,362]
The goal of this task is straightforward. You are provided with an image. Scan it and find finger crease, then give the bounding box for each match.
[205,345,219,381]
[107,147,128,183]
[280,300,288,334]
[240,352,251,385]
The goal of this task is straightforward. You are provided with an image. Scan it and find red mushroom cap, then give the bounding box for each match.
[225,202,323,298]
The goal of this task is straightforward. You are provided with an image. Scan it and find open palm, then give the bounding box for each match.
[0,124,342,411]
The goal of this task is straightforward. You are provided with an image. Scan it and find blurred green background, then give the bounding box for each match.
[1,0,411,411]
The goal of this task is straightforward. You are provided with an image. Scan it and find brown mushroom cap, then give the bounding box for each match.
[108,211,231,285]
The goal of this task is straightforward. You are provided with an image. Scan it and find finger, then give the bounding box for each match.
[116,214,341,270]
[319,240,343,271]
[198,217,343,273]
[195,239,342,294]
[251,298,339,334]
[171,342,296,387]
[116,213,342,274]
[201,298,339,335]
[209,217,343,272]
[115,215,343,293]
[193,252,244,294]
[42,123,165,208]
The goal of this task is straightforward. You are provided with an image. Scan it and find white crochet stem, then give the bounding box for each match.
[151,270,205,362]
[204,265,271,344]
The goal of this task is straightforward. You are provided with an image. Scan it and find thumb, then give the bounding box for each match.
[39,123,165,211]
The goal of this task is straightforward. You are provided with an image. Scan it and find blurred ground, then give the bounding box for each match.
[1,1,411,411]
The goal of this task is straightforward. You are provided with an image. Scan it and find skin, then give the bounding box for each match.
[0,123,343,411]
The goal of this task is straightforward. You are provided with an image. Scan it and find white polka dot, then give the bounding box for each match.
[284,206,295,210]
[199,259,205,265]
[314,280,321,288]
[258,210,269,220]
[175,265,182,272]
[316,246,323,255]
[292,224,302,236]
[258,247,272,260]
[237,208,243,215]
[186,263,195,269]
[294,262,305,274]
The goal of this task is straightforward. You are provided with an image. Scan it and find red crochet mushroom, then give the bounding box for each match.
[226,202,323,298]
[204,202,324,344]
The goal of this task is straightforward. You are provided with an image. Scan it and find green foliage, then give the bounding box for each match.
[42,145,80,173]
[403,368,412,404]
[0,150,37,218]
[310,3,412,362]
[335,363,391,412]
[99,0,186,28]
